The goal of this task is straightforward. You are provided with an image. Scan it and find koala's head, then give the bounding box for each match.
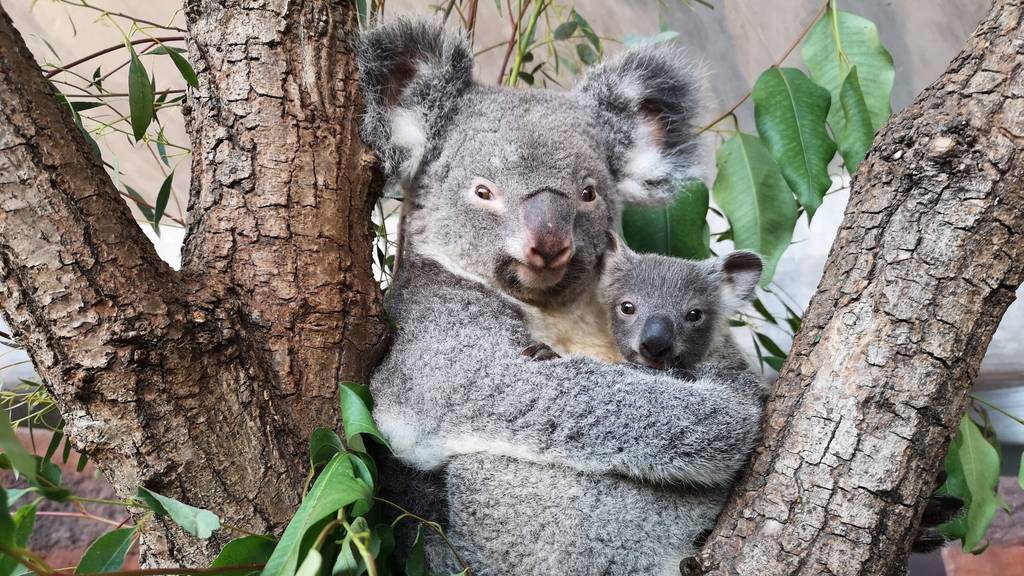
[358,17,703,306]
[599,240,763,370]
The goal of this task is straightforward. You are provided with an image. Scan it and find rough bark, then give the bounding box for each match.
[0,0,386,567]
[699,2,1024,575]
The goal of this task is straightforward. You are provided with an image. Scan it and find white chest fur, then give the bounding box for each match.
[521,287,624,363]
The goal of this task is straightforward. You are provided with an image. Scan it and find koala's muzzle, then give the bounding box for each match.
[521,189,574,270]
[639,315,674,366]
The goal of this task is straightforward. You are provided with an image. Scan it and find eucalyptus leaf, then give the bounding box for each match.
[752,67,835,219]
[295,549,322,576]
[836,68,875,173]
[310,428,344,471]
[801,8,894,136]
[153,171,174,233]
[136,487,220,539]
[405,526,428,576]
[75,527,135,574]
[622,31,679,47]
[259,454,372,576]
[0,410,36,482]
[711,134,798,287]
[553,21,578,41]
[127,46,155,141]
[339,382,389,449]
[958,416,1002,552]
[575,43,597,66]
[210,535,276,576]
[621,179,710,260]
[163,48,199,89]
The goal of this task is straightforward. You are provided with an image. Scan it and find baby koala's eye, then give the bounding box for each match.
[580,185,597,203]
[619,301,636,315]
[474,184,494,200]
[685,309,703,322]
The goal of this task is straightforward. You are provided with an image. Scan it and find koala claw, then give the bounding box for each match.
[522,342,561,360]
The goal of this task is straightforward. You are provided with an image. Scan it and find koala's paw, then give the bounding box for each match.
[521,342,561,361]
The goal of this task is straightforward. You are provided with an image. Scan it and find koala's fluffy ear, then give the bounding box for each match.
[358,17,474,178]
[718,251,763,303]
[575,45,704,205]
[603,233,636,268]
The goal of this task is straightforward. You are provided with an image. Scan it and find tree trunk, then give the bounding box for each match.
[0,0,386,567]
[699,1,1024,575]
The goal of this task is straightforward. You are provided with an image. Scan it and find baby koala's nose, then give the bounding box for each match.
[639,316,674,361]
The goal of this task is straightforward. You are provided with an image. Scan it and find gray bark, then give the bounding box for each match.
[0,0,386,567]
[699,1,1024,574]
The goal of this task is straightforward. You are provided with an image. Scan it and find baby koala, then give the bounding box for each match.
[523,237,763,371]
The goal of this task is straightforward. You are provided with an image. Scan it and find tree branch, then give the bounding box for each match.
[699,1,1024,574]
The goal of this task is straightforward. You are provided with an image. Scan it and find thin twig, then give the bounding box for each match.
[496,0,531,85]
[44,36,184,78]
[698,0,828,134]
[59,1,187,33]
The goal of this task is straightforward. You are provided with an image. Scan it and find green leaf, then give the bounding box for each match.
[711,134,799,287]
[958,416,1003,552]
[309,428,344,471]
[754,332,787,358]
[339,382,389,449]
[153,171,174,233]
[148,46,186,55]
[164,47,199,89]
[621,179,710,260]
[570,9,600,51]
[210,536,276,576]
[752,67,836,219]
[75,527,135,574]
[69,101,104,112]
[801,8,894,136]
[295,549,322,576]
[762,356,786,371]
[553,21,578,41]
[136,487,220,539]
[0,491,37,576]
[125,185,155,223]
[405,526,427,576]
[4,489,33,509]
[836,68,875,173]
[259,454,372,576]
[43,424,64,464]
[0,410,36,482]
[622,31,679,48]
[332,539,364,576]
[127,46,155,142]
[575,43,597,66]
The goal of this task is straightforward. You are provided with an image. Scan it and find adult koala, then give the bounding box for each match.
[359,17,764,575]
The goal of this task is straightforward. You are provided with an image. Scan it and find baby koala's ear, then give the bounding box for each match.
[603,233,636,268]
[718,251,763,303]
[358,17,474,179]
[575,44,704,205]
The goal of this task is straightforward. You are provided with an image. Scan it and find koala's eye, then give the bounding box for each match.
[474,184,494,201]
[619,301,636,315]
[685,309,703,322]
[580,185,597,203]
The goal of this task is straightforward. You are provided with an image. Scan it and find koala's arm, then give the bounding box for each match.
[371,263,764,486]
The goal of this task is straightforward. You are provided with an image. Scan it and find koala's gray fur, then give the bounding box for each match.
[359,16,765,575]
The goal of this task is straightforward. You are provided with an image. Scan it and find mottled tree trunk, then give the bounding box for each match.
[699,1,1024,575]
[0,0,386,567]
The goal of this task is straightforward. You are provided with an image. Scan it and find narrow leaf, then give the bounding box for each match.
[958,417,1002,552]
[0,410,36,482]
[127,46,154,141]
[165,48,199,89]
[210,535,276,576]
[836,68,875,173]
[339,382,389,449]
[711,134,799,287]
[309,428,344,471]
[75,527,135,574]
[575,43,597,66]
[153,171,174,232]
[752,67,836,219]
[405,526,427,576]
[553,21,578,41]
[136,487,220,539]
[259,454,372,576]
[621,179,710,260]
[295,549,322,576]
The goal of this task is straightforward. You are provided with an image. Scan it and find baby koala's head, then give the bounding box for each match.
[599,237,763,370]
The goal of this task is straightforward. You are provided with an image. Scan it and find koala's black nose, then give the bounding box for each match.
[639,316,674,361]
